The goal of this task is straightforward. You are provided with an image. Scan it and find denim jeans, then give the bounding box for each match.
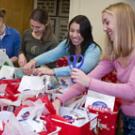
[121,112,135,135]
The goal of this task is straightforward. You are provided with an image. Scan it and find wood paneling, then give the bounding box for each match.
[0,0,34,35]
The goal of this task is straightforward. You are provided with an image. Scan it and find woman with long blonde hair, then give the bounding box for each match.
[54,3,135,134]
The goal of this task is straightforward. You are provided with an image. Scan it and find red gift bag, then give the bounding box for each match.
[51,107,97,135]
[0,79,21,111]
[88,98,121,135]
[51,114,94,135]
[89,108,118,135]
[56,57,68,67]
[40,115,57,135]
[0,79,20,97]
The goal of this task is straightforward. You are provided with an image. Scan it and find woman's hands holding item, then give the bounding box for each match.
[11,56,18,63]
[18,53,27,67]
[23,59,36,75]
[71,68,91,87]
[33,66,55,76]
[53,98,61,114]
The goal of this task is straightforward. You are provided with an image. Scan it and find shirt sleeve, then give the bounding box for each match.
[34,40,67,66]
[89,66,135,101]
[58,60,114,104]
[88,60,114,79]
[79,43,101,74]
[53,66,71,77]
[54,44,101,77]
[13,31,21,56]
[19,32,26,54]
[58,83,87,104]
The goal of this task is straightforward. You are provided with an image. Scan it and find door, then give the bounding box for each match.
[0,0,34,35]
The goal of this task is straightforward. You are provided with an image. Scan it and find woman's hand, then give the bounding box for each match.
[23,59,36,75]
[71,68,91,87]
[33,66,54,76]
[11,56,18,63]
[52,99,61,114]
[18,53,27,67]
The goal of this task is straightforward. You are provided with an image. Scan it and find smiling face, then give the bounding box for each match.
[69,22,84,47]
[30,19,45,35]
[102,12,115,42]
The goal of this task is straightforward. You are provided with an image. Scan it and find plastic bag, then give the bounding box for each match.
[0,111,38,135]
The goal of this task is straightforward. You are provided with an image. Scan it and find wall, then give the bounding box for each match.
[34,0,70,41]
[69,0,135,50]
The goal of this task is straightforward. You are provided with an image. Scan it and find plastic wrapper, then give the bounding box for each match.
[0,111,38,135]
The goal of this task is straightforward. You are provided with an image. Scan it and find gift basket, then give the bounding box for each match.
[0,79,21,111]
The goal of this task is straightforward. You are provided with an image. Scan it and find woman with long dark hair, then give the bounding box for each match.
[23,15,101,77]
[54,3,135,135]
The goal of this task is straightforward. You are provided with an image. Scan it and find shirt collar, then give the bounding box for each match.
[5,26,12,35]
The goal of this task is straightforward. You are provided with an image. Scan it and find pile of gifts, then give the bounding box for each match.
[0,96,61,135]
[0,66,60,134]
[0,52,120,135]
[14,96,60,135]
[0,66,96,135]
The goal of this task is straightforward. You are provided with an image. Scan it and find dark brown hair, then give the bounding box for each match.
[0,8,6,18]
[66,15,100,55]
[30,8,54,41]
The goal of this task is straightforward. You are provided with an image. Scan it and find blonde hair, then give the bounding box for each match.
[102,2,135,60]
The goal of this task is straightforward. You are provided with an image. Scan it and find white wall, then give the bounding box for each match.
[69,0,135,50]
